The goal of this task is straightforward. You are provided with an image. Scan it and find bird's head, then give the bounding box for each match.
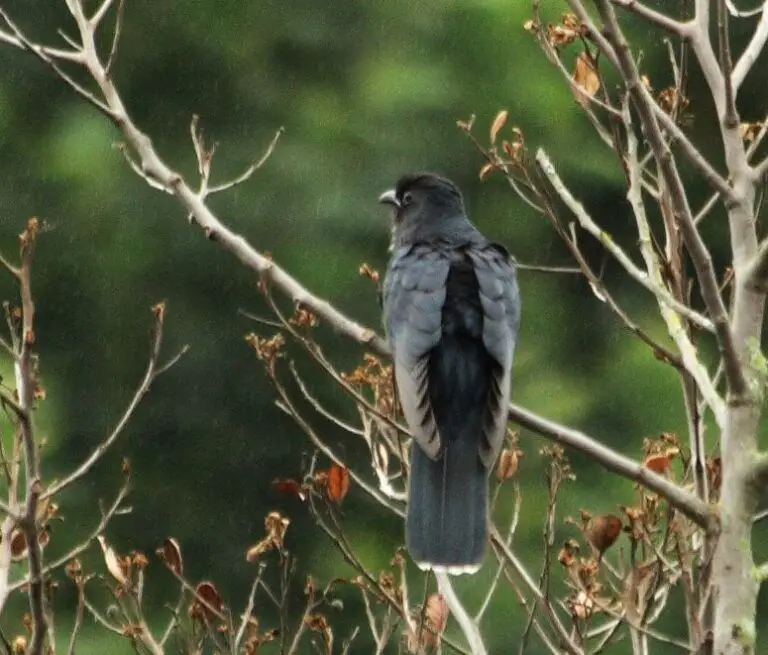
[379,172,468,248]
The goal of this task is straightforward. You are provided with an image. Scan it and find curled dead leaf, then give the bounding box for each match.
[557,539,580,567]
[478,162,496,181]
[490,110,508,145]
[425,593,449,634]
[97,535,130,586]
[160,538,183,576]
[496,448,522,481]
[305,614,333,649]
[246,511,291,562]
[192,581,223,622]
[456,114,476,132]
[740,121,764,143]
[358,263,380,284]
[411,593,449,650]
[571,590,595,619]
[572,52,600,107]
[547,24,580,48]
[246,537,274,563]
[643,452,672,475]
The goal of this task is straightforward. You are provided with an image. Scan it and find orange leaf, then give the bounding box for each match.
[489,110,508,144]
[327,465,350,503]
[643,453,672,475]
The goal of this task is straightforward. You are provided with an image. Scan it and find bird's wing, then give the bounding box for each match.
[467,244,521,468]
[383,244,451,459]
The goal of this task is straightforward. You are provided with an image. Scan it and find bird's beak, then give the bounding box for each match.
[378,189,400,208]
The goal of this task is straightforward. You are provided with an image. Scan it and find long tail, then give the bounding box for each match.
[406,432,488,574]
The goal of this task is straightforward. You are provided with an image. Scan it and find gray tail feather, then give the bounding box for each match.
[406,435,487,573]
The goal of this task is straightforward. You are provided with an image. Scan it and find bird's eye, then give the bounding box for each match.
[402,191,414,206]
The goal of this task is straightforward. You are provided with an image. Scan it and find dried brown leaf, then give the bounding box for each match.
[548,24,579,48]
[740,121,764,142]
[305,613,333,649]
[572,52,600,107]
[246,537,274,563]
[643,452,672,475]
[490,110,508,144]
[193,581,223,622]
[97,535,129,585]
[425,593,449,634]
[160,537,183,576]
[496,448,522,481]
[478,162,495,181]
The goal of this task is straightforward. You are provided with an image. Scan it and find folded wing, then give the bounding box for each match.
[467,244,521,468]
[383,244,451,459]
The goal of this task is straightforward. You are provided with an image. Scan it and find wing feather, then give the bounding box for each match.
[467,245,520,467]
[383,245,451,459]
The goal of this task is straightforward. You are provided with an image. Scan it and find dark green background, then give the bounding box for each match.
[1,0,766,652]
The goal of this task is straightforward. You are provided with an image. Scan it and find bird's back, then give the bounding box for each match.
[428,250,494,443]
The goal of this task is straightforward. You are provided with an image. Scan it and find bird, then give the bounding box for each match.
[380,172,521,574]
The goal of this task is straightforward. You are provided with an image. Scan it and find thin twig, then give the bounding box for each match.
[234,565,265,651]
[609,0,691,34]
[534,149,716,335]
[43,310,188,500]
[594,0,749,400]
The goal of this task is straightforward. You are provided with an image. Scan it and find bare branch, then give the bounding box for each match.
[490,529,582,654]
[744,237,768,291]
[594,0,749,400]
[609,0,692,35]
[8,476,130,595]
[535,149,716,335]
[0,23,82,62]
[10,220,47,655]
[621,102,725,426]
[652,104,736,201]
[476,483,521,624]
[435,572,487,655]
[207,127,285,195]
[105,0,125,74]
[0,9,111,116]
[90,0,116,27]
[726,0,765,17]
[234,566,265,651]
[509,403,713,528]
[717,0,739,127]
[0,252,20,279]
[42,308,187,500]
[732,5,768,91]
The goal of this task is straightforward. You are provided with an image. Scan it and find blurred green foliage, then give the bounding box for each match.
[1,0,768,652]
